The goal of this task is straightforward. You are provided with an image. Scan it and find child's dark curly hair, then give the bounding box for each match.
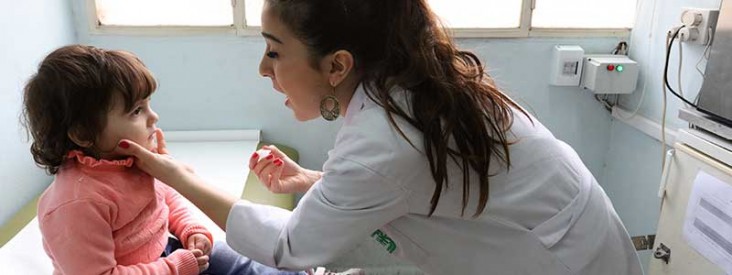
[22,45,157,174]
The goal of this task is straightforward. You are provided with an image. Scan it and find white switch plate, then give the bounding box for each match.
[550,45,584,86]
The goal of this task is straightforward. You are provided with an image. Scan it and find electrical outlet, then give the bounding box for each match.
[680,8,720,45]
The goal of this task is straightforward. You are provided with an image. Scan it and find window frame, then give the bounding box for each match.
[85,0,631,38]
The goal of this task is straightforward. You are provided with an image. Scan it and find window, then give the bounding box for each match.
[89,0,637,37]
[95,0,233,26]
[532,0,636,29]
[429,0,522,29]
[244,0,264,27]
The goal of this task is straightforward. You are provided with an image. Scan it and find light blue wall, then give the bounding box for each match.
[4,0,687,270]
[103,37,620,174]
[603,0,723,270]
[459,38,621,177]
[0,0,76,225]
[76,30,623,179]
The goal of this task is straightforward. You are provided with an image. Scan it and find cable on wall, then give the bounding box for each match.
[613,0,660,121]
[663,25,699,108]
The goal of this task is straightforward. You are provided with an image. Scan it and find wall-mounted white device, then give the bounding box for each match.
[679,8,720,45]
[580,55,639,94]
[549,45,584,86]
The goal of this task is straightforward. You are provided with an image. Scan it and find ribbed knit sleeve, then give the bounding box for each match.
[161,183,214,246]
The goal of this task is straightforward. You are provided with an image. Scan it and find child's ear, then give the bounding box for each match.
[67,129,93,148]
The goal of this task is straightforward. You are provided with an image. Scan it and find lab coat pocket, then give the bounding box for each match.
[375,225,430,266]
[531,176,592,249]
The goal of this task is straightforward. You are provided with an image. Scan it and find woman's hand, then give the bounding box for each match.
[118,129,237,231]
[116,129,194,189]
[249,145,322,194]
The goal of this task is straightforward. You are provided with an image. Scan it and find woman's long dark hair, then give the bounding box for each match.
[268,0,529,217]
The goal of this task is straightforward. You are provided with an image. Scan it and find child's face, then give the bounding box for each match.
[97,95,159,159]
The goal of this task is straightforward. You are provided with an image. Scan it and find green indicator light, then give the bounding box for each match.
[616,65,624,72]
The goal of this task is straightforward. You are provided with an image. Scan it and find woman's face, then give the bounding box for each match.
[258,3,331,121]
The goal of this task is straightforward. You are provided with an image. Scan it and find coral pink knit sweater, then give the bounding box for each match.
[38,151,212,275]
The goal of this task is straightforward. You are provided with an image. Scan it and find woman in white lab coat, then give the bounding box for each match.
[118,0,643,274]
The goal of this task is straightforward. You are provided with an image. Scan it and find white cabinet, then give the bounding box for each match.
[649,129,732,274]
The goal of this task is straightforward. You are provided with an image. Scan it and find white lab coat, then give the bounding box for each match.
[226,84,643,275]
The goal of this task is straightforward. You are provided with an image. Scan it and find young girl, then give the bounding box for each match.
[22,45,308,275]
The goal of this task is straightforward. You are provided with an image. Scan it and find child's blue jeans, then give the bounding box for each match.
[162,237,307,275]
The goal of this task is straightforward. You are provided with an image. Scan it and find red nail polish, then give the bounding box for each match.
[274,159,283,166]
[251,152,259,159]
[119,141,129,149]
[266,154,274,160]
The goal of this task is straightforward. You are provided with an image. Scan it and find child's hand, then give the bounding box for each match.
[191,249,210,273]
[187,233,212,256]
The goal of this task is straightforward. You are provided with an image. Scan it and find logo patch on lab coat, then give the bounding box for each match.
[371,230,396,253]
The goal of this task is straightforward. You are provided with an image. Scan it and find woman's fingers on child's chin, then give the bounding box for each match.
[154,129,169,154]
[155,128,164,139]
[116,139,144,156]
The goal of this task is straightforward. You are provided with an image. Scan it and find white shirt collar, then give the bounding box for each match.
[344,83,367,123]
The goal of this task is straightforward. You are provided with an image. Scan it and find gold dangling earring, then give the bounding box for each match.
[320,85,340,121]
